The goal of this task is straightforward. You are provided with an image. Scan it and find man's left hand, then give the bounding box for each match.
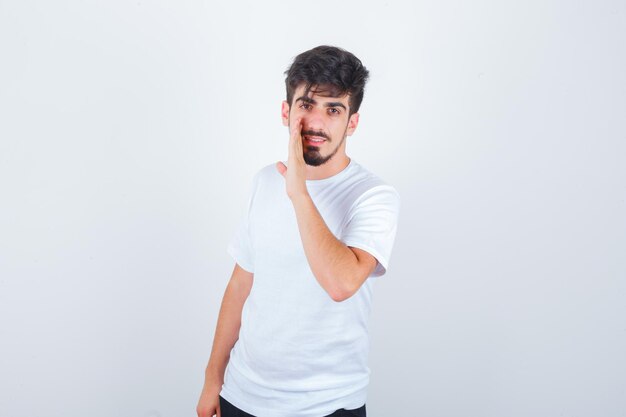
[276,116,308,199]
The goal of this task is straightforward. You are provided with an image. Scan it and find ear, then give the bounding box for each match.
[346,112,360,136]
[281,101,290,126]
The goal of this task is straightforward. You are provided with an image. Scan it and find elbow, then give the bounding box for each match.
[330,291,351,303]
[327,279,358,303]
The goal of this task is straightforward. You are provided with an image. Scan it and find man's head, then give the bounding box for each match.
[281,45,370,166]
[284,45,370,118]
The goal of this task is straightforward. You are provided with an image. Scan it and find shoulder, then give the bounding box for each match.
[348,160,401,206]
[247,162,283,190]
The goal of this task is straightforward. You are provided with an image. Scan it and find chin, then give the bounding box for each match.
[304,155,331,167]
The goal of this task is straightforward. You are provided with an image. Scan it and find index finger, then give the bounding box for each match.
[289,116,303,156]
[290,116,303,140]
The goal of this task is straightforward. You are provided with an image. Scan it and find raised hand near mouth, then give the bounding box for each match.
[276,116,309,200]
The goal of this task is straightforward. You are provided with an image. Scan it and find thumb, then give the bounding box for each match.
[276,161,287,177]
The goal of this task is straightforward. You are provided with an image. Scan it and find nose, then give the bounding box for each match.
[301,107,326,132]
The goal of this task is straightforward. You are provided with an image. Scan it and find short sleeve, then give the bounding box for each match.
[339,185,401,277]
[226,173,259,273]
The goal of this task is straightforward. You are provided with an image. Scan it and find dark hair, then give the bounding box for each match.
[284,45,370,117]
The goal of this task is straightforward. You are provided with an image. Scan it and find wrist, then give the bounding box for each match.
[205,364,225,384]
[289,190,311,203]
[204,372,224,387]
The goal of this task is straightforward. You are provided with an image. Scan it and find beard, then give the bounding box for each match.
[303,144,337,166]
[302,125,348,167]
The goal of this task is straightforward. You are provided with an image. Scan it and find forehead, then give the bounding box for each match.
[294,83,350,103]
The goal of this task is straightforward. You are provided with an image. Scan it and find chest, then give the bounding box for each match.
[249,182,355,260]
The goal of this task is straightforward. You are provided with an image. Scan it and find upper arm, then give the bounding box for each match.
[229,262,254,299]
[348,246,379,290]
[350,246,378,278]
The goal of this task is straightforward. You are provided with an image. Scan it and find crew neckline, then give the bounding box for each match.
[305,158,355,186]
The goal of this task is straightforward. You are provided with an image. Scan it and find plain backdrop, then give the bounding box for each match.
[0,1,625,416]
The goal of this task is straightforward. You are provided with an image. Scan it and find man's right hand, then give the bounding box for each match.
[198,263,253,416]
[196,380,222,417]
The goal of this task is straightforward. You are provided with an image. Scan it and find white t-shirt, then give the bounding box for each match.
[220,157,400,417]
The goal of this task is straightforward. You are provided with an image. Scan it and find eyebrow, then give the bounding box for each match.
[295,96,347,111]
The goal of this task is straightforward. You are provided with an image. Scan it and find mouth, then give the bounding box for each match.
[304,135,326,145]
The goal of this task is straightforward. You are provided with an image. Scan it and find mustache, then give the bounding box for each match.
[301,130,329,140]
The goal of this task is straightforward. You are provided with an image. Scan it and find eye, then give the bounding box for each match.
[328,108,340,115]
[299,103,312,110]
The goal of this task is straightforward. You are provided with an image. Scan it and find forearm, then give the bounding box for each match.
[290,192,359,301]
[205,271,251,383]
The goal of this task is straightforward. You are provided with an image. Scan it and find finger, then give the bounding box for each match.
[275,161,287,177]
[289,116,302,157]
[290,115,302,140]
[290,117,303,160]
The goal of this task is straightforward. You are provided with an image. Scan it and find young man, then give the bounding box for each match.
[197,45,400,417]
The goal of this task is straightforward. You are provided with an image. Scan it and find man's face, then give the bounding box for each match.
[281,84,359,167]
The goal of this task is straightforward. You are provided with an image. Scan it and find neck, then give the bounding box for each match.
[305,154,351,180]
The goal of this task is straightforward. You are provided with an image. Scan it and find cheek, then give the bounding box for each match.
[331,120,347,133]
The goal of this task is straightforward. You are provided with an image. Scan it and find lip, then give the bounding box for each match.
[304,136,326,144]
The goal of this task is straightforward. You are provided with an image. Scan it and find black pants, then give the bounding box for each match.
[219,395,366,417]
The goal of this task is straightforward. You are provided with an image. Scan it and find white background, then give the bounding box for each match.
[1,1,625,416]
